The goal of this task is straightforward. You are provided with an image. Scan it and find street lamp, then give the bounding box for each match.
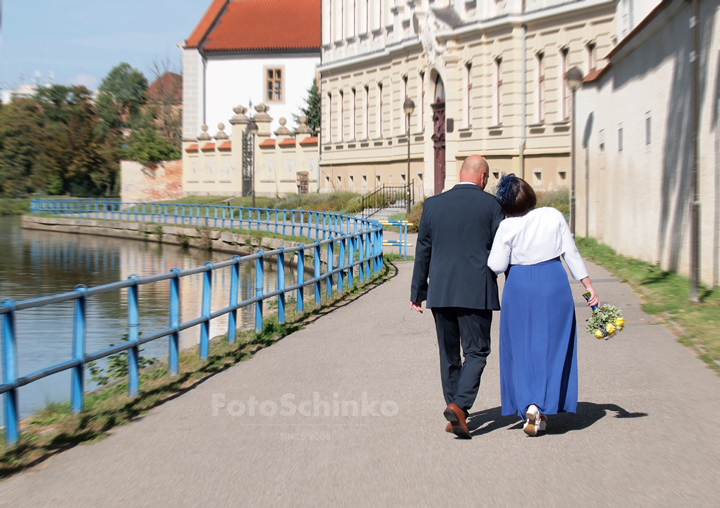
[566,66,583,236]
[247,119,259,208]
[403,97,415,215]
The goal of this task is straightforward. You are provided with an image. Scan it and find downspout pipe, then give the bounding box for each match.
[689,0,700,301]
[519,24,527,179]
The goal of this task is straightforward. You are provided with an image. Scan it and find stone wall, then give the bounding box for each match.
[183,104,319,197]
[121,160,183,203]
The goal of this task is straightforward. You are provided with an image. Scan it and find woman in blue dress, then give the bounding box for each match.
[488,175,600,436]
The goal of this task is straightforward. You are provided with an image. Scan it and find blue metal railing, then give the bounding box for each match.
[30,199,366,241]
[1,200,384,446]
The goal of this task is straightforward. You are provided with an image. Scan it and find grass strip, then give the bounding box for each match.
[0,260,393,478]
[576,237,720,375]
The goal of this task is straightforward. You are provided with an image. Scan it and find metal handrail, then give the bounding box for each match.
[360,181,414,218]
[1,200,385,446]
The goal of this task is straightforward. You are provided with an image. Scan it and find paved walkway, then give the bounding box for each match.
[1,261,719,507]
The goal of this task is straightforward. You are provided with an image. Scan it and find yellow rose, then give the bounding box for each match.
[606,323,616,334]
[594,329,604,339]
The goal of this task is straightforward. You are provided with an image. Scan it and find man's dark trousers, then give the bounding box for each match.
[432,308,492,415]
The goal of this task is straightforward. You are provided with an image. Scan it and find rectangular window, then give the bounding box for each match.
[419,71,425,132]
[618,124,624,152]
[537,53,545,123]
[645,114,651,145]
[377,83,383,138]
[465,63,472,128]
[495,59,503,125]
[403,76,409,132]
[327,92,332,143]
[338,91,344,142]
[561,48,569,120]
[364,85,369,139]
[587,43,596,73]
[352,88,357,140]
[266,68,283,102]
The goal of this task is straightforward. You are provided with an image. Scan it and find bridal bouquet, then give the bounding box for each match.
[583,292,625,339]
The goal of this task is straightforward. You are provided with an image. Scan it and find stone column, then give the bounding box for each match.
[229,105,250,193]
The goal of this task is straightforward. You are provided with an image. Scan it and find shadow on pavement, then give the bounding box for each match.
[467,402,648,437]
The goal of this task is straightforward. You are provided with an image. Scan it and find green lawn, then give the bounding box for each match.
[576,237,720,375]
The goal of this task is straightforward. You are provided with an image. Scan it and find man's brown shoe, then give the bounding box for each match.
[443,403,471,439]
[445,422,452,433]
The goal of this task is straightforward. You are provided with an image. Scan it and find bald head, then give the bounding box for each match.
[459,155,490,189]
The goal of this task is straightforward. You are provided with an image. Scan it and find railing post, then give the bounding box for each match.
[348,234,354,287]
[2,299,19,446]
[255,251,264,333]
[200,262,213,359]
[291,211,295,237]
[314,244,321,305]
[404,221,408,259]
[71,285,88,413]
[358,233,365,284]
[127,276,140,397]
[169,268,180,375]
[277,248,285,324]
[283,210,287,236]
[338,238,345,293]
[297,245,304,313]
[366,231,372,277]
[275,210,279,234]
[327,241,334,299]
[227,256,240,344]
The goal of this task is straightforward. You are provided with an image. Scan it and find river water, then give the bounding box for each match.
[0,217,293,421]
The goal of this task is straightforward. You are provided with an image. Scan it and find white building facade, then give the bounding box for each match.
[182,0,321,141]
[318,0,617,197]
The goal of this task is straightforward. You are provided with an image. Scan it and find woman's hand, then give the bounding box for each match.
[580,277,600,307]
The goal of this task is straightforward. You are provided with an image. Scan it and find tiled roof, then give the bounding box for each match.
[583,65,609,83]
[186,0,321,52]
[279,138,296,146]
[185,144,199,152]
[299,136,318,145]
[259,139,276,147]
[218,141,232,150]
[147,72,183,102]
[201,143,216,150]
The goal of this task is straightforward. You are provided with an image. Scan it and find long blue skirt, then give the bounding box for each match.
[500,258,578,419]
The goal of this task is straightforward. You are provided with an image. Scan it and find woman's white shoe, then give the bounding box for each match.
[523,405,547,436]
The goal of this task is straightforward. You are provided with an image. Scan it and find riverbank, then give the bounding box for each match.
[0,260,393,477]
[0,199,30,216]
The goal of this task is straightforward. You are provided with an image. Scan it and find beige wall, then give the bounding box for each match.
[318,1,616,196]
[183,104,319,198]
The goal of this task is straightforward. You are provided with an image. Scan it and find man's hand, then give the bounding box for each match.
[410,301,423,313]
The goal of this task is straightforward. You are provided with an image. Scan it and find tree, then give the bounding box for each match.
[122,128,181,165]
[293,78,321,136]
[0,99,44,196]
[95,63,148,133]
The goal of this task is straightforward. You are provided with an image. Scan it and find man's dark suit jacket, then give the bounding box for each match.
[410,183,504,310]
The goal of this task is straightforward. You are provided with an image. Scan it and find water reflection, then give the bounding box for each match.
[0,217,296,420]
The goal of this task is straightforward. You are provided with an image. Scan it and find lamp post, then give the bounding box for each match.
[247,119,259,208]
[403,97,415,216]
[566,66,584,236]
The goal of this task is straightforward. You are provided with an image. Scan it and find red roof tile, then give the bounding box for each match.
[259,139,276,147]
[299,136,318,145]
[147,72,183,102]
[279,138,296,146]
[185,144,199,152]
[201,143,216,150]
[186,0,228,49]
[218,141,232,150]
[583,65,610,84]
[187,0,321,52]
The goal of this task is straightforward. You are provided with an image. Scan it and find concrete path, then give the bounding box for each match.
[1,261,719,507]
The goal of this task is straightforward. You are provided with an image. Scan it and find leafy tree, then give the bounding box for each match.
[0,98,44,196]
[95,63,148,132]
[122,127,181,164]
[293,78,321,136]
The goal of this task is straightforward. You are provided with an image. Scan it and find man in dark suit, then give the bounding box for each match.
[410,155,504,439]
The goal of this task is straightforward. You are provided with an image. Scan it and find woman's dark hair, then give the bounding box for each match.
[494,174,537,217]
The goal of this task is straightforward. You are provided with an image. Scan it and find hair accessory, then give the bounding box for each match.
[494,173,520,206]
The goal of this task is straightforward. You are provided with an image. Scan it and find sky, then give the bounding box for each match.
[0,0,212,91]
